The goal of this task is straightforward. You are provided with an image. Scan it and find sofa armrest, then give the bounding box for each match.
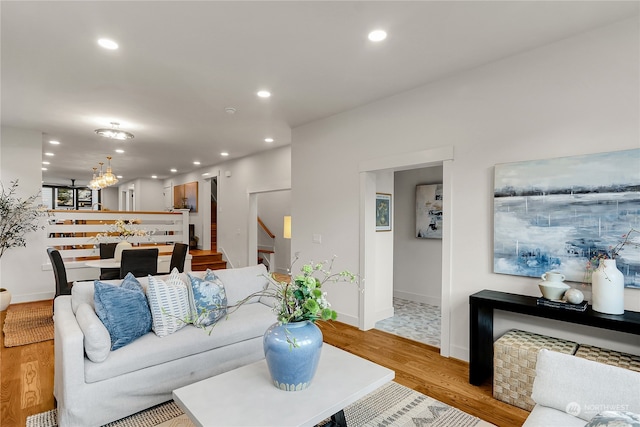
[54,296,87,400]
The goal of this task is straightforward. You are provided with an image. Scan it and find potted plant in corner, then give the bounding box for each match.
[0,180,47,310]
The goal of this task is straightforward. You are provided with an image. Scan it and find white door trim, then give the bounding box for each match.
[358,146,454,357]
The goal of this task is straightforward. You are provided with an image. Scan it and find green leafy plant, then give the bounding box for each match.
[0,180,47,259]
[224,255,359,347]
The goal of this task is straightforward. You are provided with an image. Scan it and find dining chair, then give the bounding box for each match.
[120,248,158,278]
[169,243,189,273]
[47,248,73,298]
[99,242,120,280]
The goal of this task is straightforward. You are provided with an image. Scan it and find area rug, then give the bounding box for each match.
[26,382,494,427]
[3,305,54,347]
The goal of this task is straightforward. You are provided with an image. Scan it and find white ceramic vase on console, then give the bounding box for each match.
[591,259,624,315]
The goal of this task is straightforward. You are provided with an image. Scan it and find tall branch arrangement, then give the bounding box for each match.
[0,180,47,259]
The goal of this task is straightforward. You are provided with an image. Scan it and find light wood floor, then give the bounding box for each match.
[1,301,528,427]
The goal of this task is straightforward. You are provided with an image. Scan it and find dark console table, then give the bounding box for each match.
[469,289,640,385]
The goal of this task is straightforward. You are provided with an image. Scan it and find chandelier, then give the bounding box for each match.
[94,122,134,140]
[88,157,119,190]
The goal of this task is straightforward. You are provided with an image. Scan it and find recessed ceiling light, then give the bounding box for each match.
[264,138,274,143]
[257,90,271,98]
[220,152,229,157]
[151,175,157,179]
[42,161,50,165]
[193,161,201,165]
[115,149,125,154]
[116,175,123,179]
[49,140,60,145]
[98,38,118,50]
[41,167,48,171]
[45,152,54,156]
[368,30,387,42]
[170,168,177,173]
[202,172,210,176]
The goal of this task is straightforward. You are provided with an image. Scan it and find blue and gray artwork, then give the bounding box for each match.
[493,149,640,288]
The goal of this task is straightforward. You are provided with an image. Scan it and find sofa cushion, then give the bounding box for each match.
[522,405,587,427]
[215,264,269,305]
[76,303,111,363]
[531,349,640,422]
[147,268,191,337]
[187,270,227,327]
[84,302,276,383]
[584,411,640,427]
[94,274,153,350]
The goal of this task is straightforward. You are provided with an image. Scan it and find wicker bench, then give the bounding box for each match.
[493,329,578,411]
[574,344,640,373]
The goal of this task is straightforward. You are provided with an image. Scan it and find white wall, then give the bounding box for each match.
[217,146,291,268]
[136,179,165,211]
[394,167,443,306]
[0,127,52,301]
[292,18,640,360]
[100,186,119,211]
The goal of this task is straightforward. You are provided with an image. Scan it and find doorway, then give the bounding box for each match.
[247,182,292,270]
[359,146,454,357]
[374,166,443,348]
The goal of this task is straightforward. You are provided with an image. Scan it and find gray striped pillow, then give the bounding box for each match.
[147,268,190,337]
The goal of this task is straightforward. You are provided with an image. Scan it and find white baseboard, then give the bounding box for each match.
[449,343,469,363]
[335,312,358,328]
[11,292,54,304]
[375,306,395,322]
[393,290,441,307]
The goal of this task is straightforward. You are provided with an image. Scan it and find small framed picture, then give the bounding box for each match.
[376,193,392,232]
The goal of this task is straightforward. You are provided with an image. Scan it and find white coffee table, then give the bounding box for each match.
[172,344,395,427]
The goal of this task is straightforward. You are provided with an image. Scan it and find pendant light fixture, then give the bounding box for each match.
[102,156,119,186]
[88,167,102,190]
[88,157,120,189]
[94,122,134,140]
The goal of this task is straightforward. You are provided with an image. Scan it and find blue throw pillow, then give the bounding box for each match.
[187,270,227,327]
[94,273,152,350]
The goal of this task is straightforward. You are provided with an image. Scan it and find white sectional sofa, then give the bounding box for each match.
[523,349,640,426]
[54,264,276,427]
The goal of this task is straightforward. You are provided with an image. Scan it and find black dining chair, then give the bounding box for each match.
[169,243,189,273]
[47,248,73,298]
[99,242,120,280]
[120,248,158,278]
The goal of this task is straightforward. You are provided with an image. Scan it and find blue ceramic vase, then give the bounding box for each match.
[263,321,323,391]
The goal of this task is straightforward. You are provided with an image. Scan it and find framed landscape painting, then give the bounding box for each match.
[416,184,443,239]
[376,193,392,231]
[493,149,640,287]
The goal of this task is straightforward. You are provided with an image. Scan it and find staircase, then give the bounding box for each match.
[190,250,227,271]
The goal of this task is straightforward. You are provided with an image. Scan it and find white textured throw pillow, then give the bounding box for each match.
[76,303,111,363]
[147,268,191,337]
[215,264,269,305]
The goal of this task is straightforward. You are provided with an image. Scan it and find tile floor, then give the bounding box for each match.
[374,297,441,347]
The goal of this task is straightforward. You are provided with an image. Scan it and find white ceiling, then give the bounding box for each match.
[2,1,638,186]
